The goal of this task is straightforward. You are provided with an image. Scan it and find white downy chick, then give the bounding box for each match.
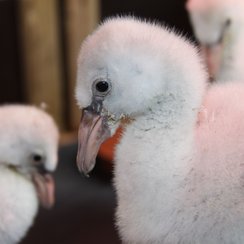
[187,0,244,82]
[0,105,59,244]
[76,17,244,243]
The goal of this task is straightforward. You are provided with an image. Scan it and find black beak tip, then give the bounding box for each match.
[84,172,90,178]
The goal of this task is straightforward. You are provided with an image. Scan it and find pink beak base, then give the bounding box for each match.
[32,172,55,209]
[76,109,111,176]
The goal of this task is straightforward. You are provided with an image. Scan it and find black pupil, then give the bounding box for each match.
[33,154,42,162]
[96,81,109,93]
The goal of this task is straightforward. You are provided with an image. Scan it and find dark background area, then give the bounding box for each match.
[101,0,193,35]
[0,0,23,103]
[0,0,194,243]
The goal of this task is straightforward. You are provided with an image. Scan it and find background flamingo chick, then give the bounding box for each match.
[0,105,59,244]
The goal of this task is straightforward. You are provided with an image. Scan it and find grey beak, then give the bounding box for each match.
[76,99,111,176]
[32,171,55,209]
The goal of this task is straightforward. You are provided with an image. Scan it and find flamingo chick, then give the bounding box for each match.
[76,17,244,243]
[187,0,244,82]
[0,105,59,244]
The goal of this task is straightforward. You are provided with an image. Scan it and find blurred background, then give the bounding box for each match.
[0,0,194,243]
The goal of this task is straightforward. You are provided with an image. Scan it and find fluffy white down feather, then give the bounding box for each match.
[187,0,244,82]
[76,17,244,243]
[0,167,38,244]
[0,105,59,244]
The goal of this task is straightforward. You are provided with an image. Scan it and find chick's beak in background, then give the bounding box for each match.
[32,168,55,209]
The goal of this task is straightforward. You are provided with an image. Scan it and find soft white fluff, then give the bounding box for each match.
[187,0,244,82]
[76,17,244,243]
[0,105,59,244]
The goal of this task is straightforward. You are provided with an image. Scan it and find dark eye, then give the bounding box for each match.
[96,81,109,92]
[32,154,43,163]
[93,79,111,96]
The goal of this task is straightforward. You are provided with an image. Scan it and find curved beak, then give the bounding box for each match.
[202,19,231,81]
[32,167,55,209]
[76,101,111,176]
